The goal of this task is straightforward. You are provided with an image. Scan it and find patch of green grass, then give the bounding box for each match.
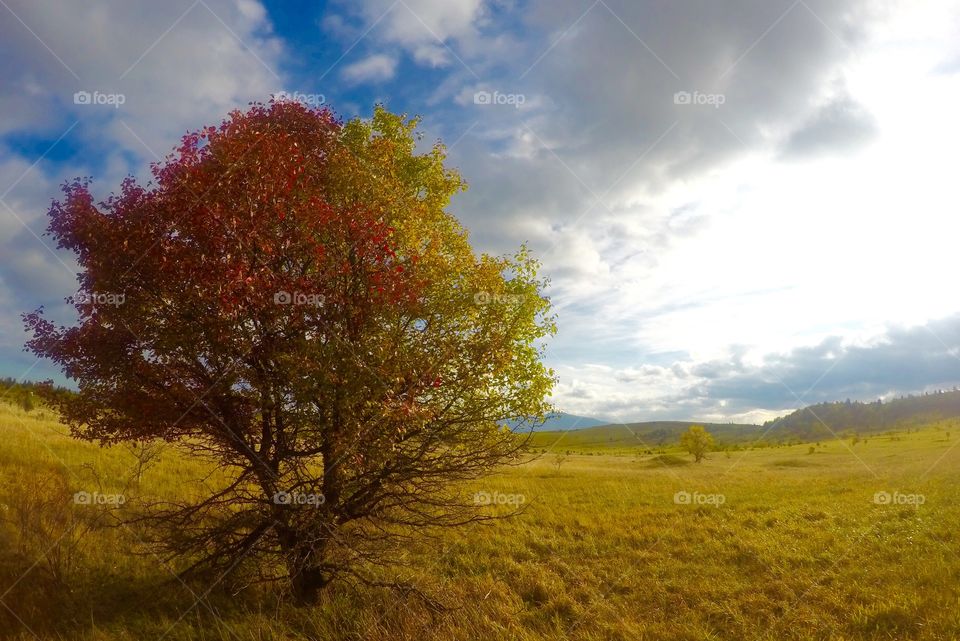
[767,458,823,467]
[643,453,692,467]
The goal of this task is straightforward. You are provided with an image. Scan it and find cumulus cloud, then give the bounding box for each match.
[781,94,878,158]
[321,0,890,294]
[451,0,882,230]
[338,0,486,67]
[552,315,960,423]
[402,0,895,371]
[0,0,283,151]
[404,0,959,424]
[341,53,399,84]
[696,316,960,409]
[0,0,286,378]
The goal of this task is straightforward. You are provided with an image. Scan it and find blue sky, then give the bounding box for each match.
[2,0,960,422]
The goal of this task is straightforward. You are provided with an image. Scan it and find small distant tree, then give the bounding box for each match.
[18,391,35,413]
[553,453,568,472]
[680,425,714,463]
[124,440,165,486]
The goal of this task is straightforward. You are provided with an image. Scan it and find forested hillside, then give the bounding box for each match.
[764,389,960,439]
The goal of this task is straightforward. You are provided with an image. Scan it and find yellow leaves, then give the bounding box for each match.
[282,104,555,456]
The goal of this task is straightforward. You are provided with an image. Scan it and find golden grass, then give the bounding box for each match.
[1,403,959,640]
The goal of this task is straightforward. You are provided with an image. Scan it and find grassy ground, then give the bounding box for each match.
[1,402,959,640]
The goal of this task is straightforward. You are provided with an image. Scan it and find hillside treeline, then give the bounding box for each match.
[0,378,74,411]
[765,388,960,439]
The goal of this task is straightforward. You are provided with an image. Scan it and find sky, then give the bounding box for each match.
[1,0,960,424]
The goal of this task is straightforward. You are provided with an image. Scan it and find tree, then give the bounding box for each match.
[124,440,165,486]
[553,453,568,472]
[679,425,714,463]
[24,101,556,603]
[18,391,35,413]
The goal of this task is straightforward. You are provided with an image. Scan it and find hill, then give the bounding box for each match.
[763,388,960,440]
[533,390,960,451]
[508,412,607,431]
[0,377,73,412]
[530,420,760,450]
[536,412,607,430]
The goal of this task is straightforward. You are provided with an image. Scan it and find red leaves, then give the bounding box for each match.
[25,100,433,447]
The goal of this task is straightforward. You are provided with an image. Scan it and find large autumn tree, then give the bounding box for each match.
[24,100,555,603]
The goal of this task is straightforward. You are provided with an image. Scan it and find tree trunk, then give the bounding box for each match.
[289,563,330,605]
[277,526,332,605]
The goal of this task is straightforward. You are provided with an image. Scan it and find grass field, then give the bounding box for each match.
[2,401,960,640]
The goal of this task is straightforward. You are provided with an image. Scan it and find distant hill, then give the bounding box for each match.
[0,378,73,410]
[533,390,960,450]
[541,412,608,430]
[511,412,608,432]
[531,420,761,449]
[763,388,960,440]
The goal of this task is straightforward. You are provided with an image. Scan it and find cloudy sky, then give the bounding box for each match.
[2,0,959,423]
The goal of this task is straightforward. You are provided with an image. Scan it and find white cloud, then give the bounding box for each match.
[350,0,485,66]
[439,0,960,420]
[0,0,286,372]
[0,0,284,153]
[341,53,399,84]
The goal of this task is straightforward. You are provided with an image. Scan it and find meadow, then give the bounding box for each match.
[1,401,959,640]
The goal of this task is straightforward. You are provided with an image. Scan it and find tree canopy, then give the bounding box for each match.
[680,425,714,463]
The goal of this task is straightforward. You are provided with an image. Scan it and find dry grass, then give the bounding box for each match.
[1,403,959,640]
